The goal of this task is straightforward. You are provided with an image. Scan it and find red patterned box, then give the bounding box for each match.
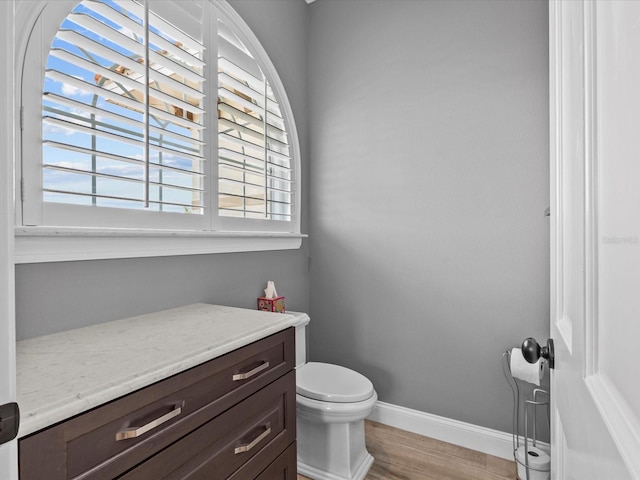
[257,296,285,313]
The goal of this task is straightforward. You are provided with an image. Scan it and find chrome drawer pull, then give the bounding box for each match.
[232,361,270,381]
[115,405,182,441]
[234,423,271,454]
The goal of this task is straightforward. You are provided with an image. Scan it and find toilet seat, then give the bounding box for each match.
[297,362,374,403]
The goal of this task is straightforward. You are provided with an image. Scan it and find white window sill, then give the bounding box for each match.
[14,227,306,264]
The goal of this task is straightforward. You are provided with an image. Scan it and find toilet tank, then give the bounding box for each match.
[285,311,310,368]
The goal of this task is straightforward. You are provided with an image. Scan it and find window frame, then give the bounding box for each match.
[14,0,303,264]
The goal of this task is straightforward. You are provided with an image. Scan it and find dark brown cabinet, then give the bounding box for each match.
[19,328,296,480]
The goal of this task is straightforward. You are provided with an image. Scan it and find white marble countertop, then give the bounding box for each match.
[16,303,305,438]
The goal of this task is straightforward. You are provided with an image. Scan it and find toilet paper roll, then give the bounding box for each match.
[510,348,544,386]
[516,446,550,480]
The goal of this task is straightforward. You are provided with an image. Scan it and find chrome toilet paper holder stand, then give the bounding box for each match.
[502,350,550,480]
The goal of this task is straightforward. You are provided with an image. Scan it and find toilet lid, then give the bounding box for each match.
[296,362,374,403]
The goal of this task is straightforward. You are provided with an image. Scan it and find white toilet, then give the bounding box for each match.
[290,312,378,480]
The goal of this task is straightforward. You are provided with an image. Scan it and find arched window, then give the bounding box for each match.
[19,0,300,241]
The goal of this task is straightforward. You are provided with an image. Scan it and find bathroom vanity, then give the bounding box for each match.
[16,304,300,479]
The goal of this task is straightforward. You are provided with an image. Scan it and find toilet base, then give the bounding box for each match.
[298,452,374,480]
[297,415,374,480]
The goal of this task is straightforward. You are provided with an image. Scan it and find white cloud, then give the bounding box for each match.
[43,122,77,136]
[98,164,143,178]
[56,161,88,170]
[61,76,92,97]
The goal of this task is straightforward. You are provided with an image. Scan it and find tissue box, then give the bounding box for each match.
[257,296,285,313]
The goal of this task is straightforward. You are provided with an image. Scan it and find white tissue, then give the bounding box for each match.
[510,348,544,386]
[264,280,278,299]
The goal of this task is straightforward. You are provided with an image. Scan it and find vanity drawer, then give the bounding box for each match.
[119,371,296,480]
[19,328,294,480]
[230,442,297,480]
[255,443,297,480]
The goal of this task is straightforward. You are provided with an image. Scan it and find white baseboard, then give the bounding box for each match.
[368,401,516,460]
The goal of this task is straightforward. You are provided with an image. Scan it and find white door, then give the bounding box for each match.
[0,1,18,478]
[550,1,640,478]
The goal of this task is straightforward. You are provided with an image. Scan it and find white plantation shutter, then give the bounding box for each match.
[41,0,207,223]
[217,21,293,222]
[20,0,299,237]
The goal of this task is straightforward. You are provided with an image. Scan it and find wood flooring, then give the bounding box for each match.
[297,420,517,480]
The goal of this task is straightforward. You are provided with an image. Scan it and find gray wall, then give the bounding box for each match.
[308,0,549,434]
[15,0,310,340]
[16,0,550,438]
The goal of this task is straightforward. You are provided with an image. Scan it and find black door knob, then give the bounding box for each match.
[521,337,555,369]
